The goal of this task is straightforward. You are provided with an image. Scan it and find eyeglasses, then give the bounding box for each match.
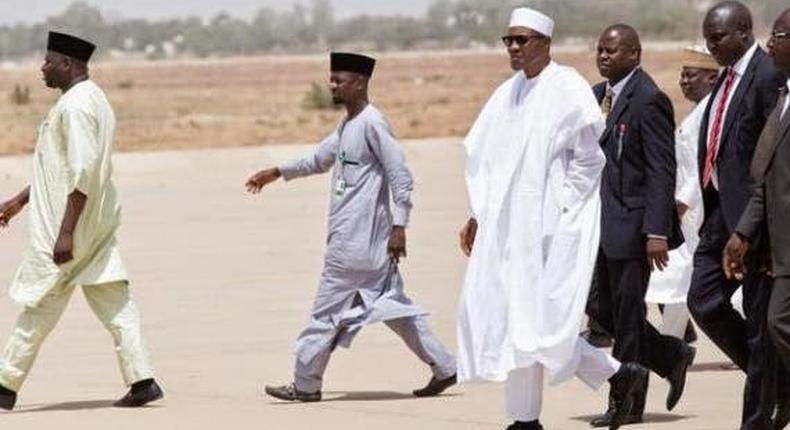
[771,30,789,40]
[501,34,545,47]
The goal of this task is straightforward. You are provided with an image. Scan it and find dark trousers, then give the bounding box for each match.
[688,196,776,430]
[591,251,684,412]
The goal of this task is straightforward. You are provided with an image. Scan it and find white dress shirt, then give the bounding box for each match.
[606,66,639,109]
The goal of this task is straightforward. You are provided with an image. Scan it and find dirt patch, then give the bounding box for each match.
[0,49,693,155]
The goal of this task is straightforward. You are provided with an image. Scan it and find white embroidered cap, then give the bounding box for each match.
[509,7,554,37]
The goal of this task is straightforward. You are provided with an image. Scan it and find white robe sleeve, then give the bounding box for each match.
[559,123,606,210]
[62,107,100,195]
[279,132,338,181]
[366,118,414,227]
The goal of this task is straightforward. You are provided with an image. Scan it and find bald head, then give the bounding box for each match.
[703,1,755,67]
[779,8,790,26]
[705,1,752,33]
[603,24,642,56]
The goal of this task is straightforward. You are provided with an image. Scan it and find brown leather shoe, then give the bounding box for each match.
[413,373,457,397]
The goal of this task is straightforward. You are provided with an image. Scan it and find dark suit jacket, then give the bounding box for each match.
[594,67,682,259]
[737,94,790,277]
[698,47,784,233]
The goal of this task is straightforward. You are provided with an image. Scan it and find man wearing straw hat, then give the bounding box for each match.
[645,46,718,341]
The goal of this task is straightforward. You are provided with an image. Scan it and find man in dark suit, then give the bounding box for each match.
[686,2,786,428]
[724,8,790,430]
[589,23,696,428]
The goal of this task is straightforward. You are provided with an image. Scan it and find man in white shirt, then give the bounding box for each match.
[724,8,790,430]
[687,1,786,428]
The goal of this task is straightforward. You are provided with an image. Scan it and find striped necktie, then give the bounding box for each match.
[601,88,614,120]
[702,67,736,189]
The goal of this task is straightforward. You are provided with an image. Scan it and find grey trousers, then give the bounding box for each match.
[294,315,456,393]
[769,277,790,371]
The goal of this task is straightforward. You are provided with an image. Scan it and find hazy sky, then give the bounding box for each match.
[0,0,431,24]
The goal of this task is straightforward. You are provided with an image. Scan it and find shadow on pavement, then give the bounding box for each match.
[572,413,694,424]
[269,390,461,404]
[689,361,741,372]
[14,399,134,413]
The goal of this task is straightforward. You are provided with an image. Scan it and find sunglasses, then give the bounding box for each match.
[772,30,789,40]
[501,34,545,47]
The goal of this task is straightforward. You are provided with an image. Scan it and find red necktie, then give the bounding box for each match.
[702,67,736,189]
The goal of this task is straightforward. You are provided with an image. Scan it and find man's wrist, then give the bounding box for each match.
[647,234,667,241]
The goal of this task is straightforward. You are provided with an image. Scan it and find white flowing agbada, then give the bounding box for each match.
[10,80,127,306]
[645,96,708,305]
[458,62,607,384]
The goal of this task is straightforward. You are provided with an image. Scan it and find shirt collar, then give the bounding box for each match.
[730,42,758,77]
[786,78,790,94]
[607,66,640,97]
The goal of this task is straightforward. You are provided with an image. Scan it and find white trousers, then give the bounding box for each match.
[0,281,155,391]
[505,339,619,421]
[659,303,692,340]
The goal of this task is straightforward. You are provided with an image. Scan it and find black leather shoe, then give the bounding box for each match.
[506,420,543,430]
[666,344,696,411]
[0,384,16,411]
[774,398,790,430]
[413,373,456,397]
[265,383,321,402]
[114,379,164,407]
[589,409,643,428]
[603,363,648,430]
[581,329,613,348]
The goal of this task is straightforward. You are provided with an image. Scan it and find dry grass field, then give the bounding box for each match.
[0,47,694,155]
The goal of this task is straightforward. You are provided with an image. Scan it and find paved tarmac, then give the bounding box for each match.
[0,140,743,429]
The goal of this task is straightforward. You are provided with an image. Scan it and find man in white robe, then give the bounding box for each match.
[646,46,719,340]
[456,9,647,430]
[246,52,456,402]
[0,32,161,409]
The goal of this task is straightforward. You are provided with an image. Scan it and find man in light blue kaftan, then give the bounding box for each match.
[246,52,456,402]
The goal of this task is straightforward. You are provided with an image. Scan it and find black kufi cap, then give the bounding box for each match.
[330,52,375,77]
[47,31,96,62]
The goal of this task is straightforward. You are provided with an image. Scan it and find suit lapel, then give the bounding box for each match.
[601,68,640,142]
[750,96,784,180]
[777,102,790,146]
[593,84,605,104]
[719,48,764,147]
[698,71,726,172]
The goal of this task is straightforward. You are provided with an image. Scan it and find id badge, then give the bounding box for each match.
[334,178,347,196]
